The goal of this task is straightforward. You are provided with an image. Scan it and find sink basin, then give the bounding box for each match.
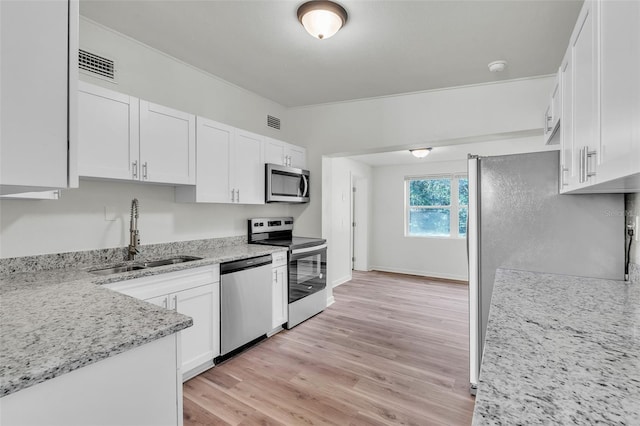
[89,256,203,275]
[141,256,203,268]
[89,264,147,275]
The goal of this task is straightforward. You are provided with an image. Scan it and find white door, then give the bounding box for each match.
[232,130,264,204]
[78,83,140,180]
[195,117,233,203]
[597,0,640,184]
[139,100,196,185]
[1,0,70,190]
[264,137,286,166]
[560,53,576,191]
[287,145,307,169]
[571,1,599,187]
[172,284,217,374]
[271,266,287,329]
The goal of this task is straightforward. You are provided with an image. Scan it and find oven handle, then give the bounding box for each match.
[291,244,327,256]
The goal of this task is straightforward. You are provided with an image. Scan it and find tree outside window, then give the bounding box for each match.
[406,174,468,238]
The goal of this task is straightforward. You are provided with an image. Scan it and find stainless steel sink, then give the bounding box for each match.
[89,264,148,275]
[89,256,203,275]
[140,256,203,268]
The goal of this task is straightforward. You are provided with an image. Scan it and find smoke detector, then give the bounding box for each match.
[488,60,507,73]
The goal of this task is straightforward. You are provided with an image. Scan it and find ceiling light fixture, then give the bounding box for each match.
[297,1,348,40]
[488,60,507,73]
[410,148,432,158]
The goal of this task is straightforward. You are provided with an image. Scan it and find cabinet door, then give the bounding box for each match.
[560,52,576,192]
[139,100,196,185]
[597,0,640,184]
[145,294,170,309]
[78,82,140,180]
[194,117,233,202]
[172,283,218,374]
[264,138,286,166]
[232,130,264,204]
[271,265,288,329]
[571,0,599,187]
[0,0,73,193]
[286,145,307,169]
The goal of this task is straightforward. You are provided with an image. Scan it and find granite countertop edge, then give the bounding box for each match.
[472,268,640,425]
[0,244,288,398]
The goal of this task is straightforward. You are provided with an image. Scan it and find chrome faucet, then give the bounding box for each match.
[128,198,140,260]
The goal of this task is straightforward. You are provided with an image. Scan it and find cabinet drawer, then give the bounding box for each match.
[272,251,288,268]
[103,264,219,300]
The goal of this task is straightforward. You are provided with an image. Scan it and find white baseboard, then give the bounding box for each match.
[332,274,351,288]
[326,295,335,307]
[369,265,468,282]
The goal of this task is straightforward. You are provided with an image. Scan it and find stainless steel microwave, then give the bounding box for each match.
[265,163,310,203]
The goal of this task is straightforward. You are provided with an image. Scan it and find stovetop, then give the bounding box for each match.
[251,236,326,250]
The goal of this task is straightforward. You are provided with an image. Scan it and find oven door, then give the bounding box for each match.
[266,163,310,203]
[289,244,327,303]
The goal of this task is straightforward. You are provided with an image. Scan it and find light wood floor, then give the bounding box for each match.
[183,270,475,426]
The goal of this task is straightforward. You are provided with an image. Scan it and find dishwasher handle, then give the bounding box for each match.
[220,254,273,275]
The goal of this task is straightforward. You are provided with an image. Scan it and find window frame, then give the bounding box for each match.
[404,173,468,239]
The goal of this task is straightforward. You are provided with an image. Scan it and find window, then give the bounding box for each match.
[405,174,468,238]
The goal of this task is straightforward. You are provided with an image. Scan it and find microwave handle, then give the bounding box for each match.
[301,174,309,197]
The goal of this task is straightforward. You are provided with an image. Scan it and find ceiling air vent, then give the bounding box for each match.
[79,49,116,81]
[267,115,281,130]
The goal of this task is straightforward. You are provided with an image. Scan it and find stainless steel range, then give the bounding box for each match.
[248,217,327,329]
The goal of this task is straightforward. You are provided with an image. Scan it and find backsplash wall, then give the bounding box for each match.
[0,179,302,258]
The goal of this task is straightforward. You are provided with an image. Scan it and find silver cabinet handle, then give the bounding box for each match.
[579,147,585,183]
[545,114,553,132]
[173,295,178,311]
[586,149,597,179]
[274,270,278,283]
[132,160,138,179]
[163,298,168,309]
[236,189,240,203]
[561,166,569,187]
[231,189,235,202]
[142,162,148,180]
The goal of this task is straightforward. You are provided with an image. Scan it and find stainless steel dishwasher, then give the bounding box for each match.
[219,254,273,359]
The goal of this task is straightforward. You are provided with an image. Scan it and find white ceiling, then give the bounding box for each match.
[79,0,583,108]
[349,135,557,166]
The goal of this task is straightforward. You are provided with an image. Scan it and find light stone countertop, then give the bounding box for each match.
[0,243,287,398]
[472,269,640,425]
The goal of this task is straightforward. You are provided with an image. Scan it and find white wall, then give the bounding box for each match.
[286,76,555,239]
[0,18,304,258]
[325,158,372,289]
[368,136,556,281]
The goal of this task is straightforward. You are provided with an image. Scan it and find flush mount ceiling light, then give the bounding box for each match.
[488,60,507,73]
[297,1,348,40]
[410,148,432,158]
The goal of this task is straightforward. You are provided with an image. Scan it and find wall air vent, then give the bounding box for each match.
[79,49,116,81]
[267,115,281,130]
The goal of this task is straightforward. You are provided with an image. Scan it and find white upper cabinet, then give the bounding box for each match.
[0,0,78,195]
[543,72,561,145]
[176,117,233,203]
[139,101,196,185]
[233,130,265,204]
[596,0,640,188]
[176,118,264,204]
[79,82,139,180]
[78,82,196,185]
[264,137,307,169]
[560,0,640,193]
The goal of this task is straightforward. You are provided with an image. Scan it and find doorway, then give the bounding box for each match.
[350,174,369,271]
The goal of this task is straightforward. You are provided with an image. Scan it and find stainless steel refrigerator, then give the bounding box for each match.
[467,151,624,394]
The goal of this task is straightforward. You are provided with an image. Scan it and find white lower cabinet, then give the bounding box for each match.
[271,252,288,331]
[0,334,182,426]
[104,265,220,381]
